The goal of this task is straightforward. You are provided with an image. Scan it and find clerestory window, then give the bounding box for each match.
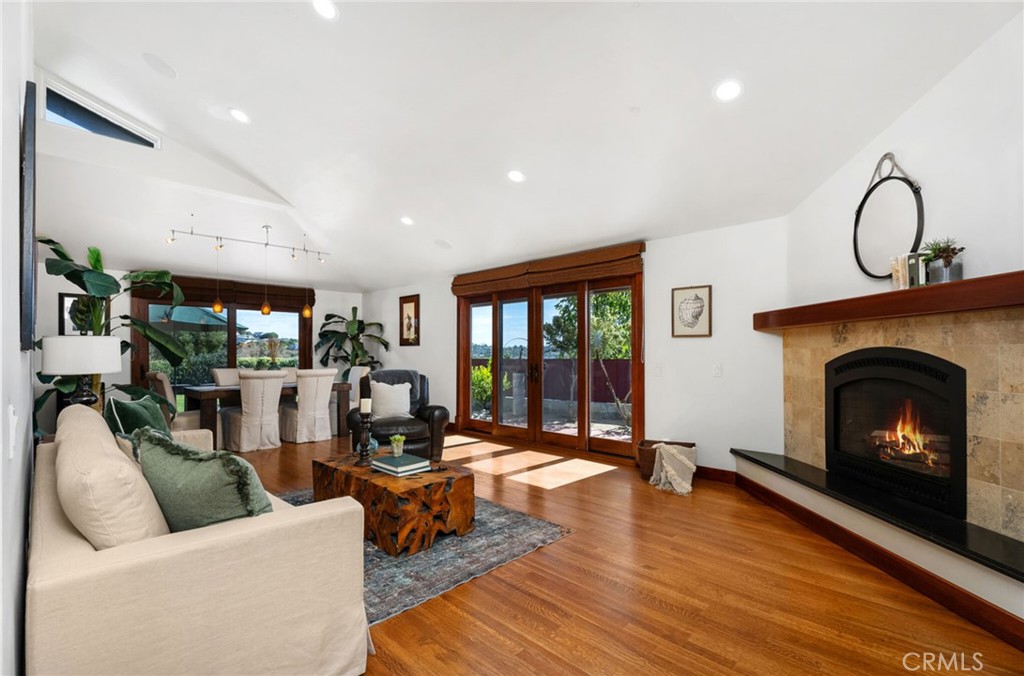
[45,88,156,148]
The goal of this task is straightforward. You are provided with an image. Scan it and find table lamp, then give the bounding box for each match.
[41,335,123,407]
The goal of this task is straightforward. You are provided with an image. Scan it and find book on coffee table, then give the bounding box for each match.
[371,454,430,476]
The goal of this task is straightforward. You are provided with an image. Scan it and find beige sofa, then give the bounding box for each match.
[27,406,370,675]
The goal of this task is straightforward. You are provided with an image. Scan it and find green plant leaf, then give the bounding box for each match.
[81,270,121,297]
[87,247,104,272]
[54,376,79,394]
[36,237,72,262]
[33,388,56,415]
[45,257,88,277]
[120,316,187,367]
[122,269,173,284]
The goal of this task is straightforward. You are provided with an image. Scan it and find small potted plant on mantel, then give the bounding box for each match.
[922,237,966,284]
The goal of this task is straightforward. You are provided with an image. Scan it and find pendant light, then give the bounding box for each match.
[212,237,224,314]
[261,225,272,315]
[301,236,313,319]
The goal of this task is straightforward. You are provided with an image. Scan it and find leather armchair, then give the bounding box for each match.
[346,369,449,462]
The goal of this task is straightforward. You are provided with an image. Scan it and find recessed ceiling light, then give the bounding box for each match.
[713,79,743,102]
[228,108,251,124]
[507,170,526,183]
[311,0,340,21]
[400,216,415,226]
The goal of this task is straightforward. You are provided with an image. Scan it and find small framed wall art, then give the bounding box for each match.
[399,294,420,346]
[671,285,712,338]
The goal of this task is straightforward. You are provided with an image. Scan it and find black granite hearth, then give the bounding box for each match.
[731,448,1024,583]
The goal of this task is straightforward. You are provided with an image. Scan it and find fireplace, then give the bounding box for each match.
[825,347,966,518]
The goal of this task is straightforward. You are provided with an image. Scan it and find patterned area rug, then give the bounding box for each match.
[278,489,572,625]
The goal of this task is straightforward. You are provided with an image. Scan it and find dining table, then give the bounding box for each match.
[182,381,352,441]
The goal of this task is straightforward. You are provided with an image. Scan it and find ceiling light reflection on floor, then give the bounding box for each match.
[463,450,562,475]
[507,458,616,490]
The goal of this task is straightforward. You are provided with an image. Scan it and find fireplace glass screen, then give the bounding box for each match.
[835,379,951,479]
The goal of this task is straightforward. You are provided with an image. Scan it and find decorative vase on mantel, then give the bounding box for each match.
[927,254,964,285]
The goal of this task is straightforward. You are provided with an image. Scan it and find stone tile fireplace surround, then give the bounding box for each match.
[783,306,1023,542]
[740,271,1024,643]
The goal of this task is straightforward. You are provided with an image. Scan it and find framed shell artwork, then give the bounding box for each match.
[671,285,712,337]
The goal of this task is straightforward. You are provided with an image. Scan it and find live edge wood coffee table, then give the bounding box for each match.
[312,455,475,557]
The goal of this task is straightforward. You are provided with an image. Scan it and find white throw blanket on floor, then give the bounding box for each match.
[649,442,698,495]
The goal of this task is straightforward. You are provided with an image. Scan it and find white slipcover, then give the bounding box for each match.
[281,368,337,443]
[220,371,286,452]
[27,406,371,675]
[210,367,240,386]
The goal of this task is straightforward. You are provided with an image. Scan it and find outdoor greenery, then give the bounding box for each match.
[316,306,390,379]
[543,291,632,427]
[470,359,509,414]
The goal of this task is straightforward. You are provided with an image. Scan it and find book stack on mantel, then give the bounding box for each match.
[371,454,430,477]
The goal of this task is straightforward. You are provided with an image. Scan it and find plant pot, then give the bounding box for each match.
[927,255,963,284]
[391,440,404,457]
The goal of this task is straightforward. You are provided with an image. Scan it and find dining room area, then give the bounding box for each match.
[129,274,354,452]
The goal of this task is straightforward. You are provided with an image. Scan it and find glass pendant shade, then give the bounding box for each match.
[212,297,224,314]
[301,304,312,319]
[261,300,272,315]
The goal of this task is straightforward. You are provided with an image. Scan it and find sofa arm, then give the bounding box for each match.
[171,428,214,451]
[416,404,450,462]
[27,498,369,676]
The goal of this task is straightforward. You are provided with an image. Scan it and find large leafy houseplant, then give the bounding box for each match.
[315,306,390,379]
[34,238,187,432]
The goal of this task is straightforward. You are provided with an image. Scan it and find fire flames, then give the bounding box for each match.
[877,399,938,467]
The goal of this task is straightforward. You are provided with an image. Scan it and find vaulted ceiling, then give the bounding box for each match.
[32,2,1022,292]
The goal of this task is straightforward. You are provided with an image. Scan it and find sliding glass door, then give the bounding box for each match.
[458,277,642,457]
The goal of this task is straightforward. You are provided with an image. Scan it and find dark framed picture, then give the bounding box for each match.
[672,285,712,337]
[399,294,420,346]
[59,293,109,336]
[20,81,37,351]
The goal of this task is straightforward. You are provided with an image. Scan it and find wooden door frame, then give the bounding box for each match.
[454,270,644,457]
[536,283,587,451]
[492,290,532,441]
[582,276,643,457]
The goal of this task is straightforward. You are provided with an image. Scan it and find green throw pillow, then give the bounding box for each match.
[104,396,171,437]
[133,427,272,532]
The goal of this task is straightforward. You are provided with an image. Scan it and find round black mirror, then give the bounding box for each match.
[853,154,924,279]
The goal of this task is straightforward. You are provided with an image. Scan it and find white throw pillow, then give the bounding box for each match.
[54,405,170,550]
[369,380,413,420]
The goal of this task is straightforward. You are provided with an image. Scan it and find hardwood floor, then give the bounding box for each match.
[243,435,1023,674]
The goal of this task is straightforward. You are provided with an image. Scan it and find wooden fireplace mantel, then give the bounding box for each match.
[753,270,1024,332]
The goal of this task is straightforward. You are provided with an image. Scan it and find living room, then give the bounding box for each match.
[2,2,1023,674]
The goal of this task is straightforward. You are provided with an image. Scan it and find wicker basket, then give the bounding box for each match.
[637,439,696,481]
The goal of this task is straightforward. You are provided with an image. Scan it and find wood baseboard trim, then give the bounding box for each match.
[735,474,1024,651]
[695,466,736,485]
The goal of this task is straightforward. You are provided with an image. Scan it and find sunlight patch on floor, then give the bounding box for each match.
[462,451,563,475]
[443,434,482,448]
[507,458,617,489]
[442,442,516,462]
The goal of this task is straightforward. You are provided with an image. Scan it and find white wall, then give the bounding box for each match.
[644,218,788,470]
[361,276,458,413]
[0,3,33,673]
[786,15,1024,305]
[358,222,790,472]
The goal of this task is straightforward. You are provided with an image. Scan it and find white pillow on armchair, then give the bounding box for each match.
[369,380,413,420]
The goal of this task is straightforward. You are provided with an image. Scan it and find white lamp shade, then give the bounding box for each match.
[41,336,123,376]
